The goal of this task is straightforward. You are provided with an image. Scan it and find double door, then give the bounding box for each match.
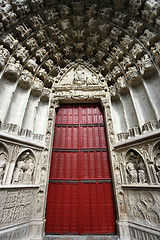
[45,104,116,235]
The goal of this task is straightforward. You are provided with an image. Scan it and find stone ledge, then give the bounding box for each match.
[114,129,160,150]
[0,184,39,189]
[122,184,160,189]
[0,131,45,150]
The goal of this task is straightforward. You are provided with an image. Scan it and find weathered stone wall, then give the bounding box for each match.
[0,0,159,239]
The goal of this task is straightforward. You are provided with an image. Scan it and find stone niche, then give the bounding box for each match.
[12,150,35,185]
[125,149,148,185]
[114,135,160,240]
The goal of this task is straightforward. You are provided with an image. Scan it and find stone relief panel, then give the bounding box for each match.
[12,150,35,185]
[0,143,8,185]
[126,189,160,229]
[0,188,37,227]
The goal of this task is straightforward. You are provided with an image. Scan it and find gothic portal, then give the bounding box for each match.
[45,104,116,235]
[0,0,159,240]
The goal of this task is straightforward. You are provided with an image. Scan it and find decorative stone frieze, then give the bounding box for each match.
[151,42,160,65]
[142,0,160,24]
[137,54,155,77]
[14,44,29,63]
[2,33,18,51]
[0,45,10,70]
[110,27,122,41]
[25,37,38,53]
[43,8,59,22]
[35,47,48,62]
[18,70,33,89]
[25,57,38,73]
[140,29,158,48]
[128,19,144,36]
[120,35,135,50]
[15,23,31,40]
[126,66,140,82]
[3,57,23,81]
[11,0,30,19]
[28,14,44,30]
[130,43,145,60]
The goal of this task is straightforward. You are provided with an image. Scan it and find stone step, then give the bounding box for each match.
[44,235,118,240]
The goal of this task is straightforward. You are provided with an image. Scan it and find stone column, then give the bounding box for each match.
[30,96,60,240]
[101,96,131,240]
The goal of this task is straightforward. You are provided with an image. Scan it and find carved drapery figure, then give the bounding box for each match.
[0,160,6,184]
[12,161,25,184]
[0,145,8,184]
[155,156,160,182]
[12,150,35,185]
[126,150,148,184]
[73,65,86,85]
[23,162,35,184]
[138,160,147,183]
[126,160,138,184]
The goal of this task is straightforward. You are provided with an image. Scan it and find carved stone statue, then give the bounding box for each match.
[155,157,160,182]
[12,161,25,184]
[87,73,99,85]
[126,160,138,184]
[0,160,6,184]
[138,160,147,183]
[0,45,10,69]
[0,149,8,184]
[73,65,86,85]
[12,151,35,185]
[23,162,35,184]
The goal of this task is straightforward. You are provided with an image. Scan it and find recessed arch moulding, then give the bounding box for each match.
[0,0,160,239]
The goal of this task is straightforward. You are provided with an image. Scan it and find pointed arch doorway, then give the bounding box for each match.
[45,103,116,235]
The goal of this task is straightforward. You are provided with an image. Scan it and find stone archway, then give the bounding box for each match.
[0,1,159,240]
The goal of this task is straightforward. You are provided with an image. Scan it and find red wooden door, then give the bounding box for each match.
[45,104,116,235]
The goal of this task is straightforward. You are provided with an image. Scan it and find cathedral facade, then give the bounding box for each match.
[0,0,160,239]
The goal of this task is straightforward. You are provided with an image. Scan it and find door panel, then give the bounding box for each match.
[45,104,116,235]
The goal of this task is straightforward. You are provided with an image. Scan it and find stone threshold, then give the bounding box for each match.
[44,235,118,240]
